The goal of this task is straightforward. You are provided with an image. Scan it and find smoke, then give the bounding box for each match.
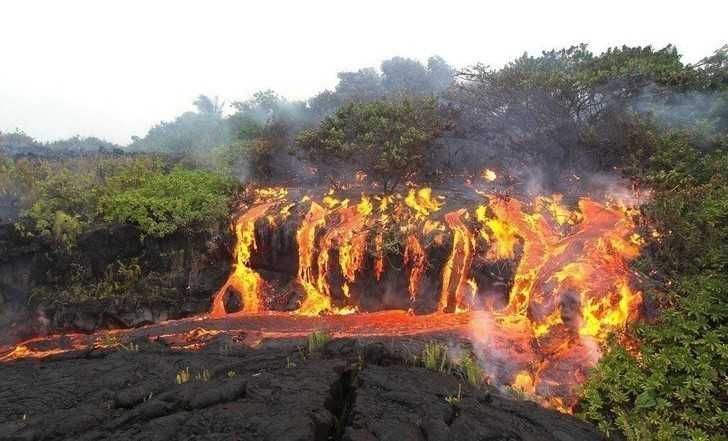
[466,311,534,390]
[634,86,728,136]
[0,299,38,347]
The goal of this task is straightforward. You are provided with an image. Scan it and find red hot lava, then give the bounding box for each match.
[206,185,642,410]
[1,182,643,413]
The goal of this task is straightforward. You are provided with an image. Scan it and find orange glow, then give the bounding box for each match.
[405,187,443,219]
[513,371,535,394]
[210,202,275,316]
[4,186,643,414]
[482,168,497,182]
[404,234,426,303]
[440,209,475,312]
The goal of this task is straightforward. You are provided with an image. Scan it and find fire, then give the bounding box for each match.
[253,186,288,202]
[405,187,443,219]
[200,188,644,410]
[296,202,329,315]
[404,234,426,303]
[482,168,497,182]
[2,185,643,413]
[513,371,535,395]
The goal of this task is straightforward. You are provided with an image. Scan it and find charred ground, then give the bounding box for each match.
[0,334,608,441]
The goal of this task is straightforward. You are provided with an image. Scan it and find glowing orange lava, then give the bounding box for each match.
[3,186,643,413]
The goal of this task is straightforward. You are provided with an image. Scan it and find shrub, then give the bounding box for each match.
[296,98,450,191]
[578,275,728,441]
[31,259,178,308]
[101,167,236,237]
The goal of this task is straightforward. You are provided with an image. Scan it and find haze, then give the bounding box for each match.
[1,0,725,145]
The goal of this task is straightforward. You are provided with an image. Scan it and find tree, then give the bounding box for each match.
[308,56,454,120]
[451,44,698,182]
[427,55,455,93]
[222,90,309,182]
[381,57,432,96]
[128,95,231,156]
[296,97,451,191]
[193,95,225,116]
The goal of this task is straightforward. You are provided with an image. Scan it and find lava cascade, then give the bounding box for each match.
[208,186,641,410]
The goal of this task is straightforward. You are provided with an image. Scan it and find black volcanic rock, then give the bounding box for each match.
[0,339,609,441]
[0,221,231,341]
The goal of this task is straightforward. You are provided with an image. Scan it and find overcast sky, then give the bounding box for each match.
[1,0,725,145]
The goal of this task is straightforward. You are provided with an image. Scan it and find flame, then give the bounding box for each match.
[468,195,642,410]
[33,185,639,412]
[482,168,497,182]
[513,371,535,394]
[253,186,288,202]
[404,234,426,303]
[296,202,330,315]
[405,187,442,219]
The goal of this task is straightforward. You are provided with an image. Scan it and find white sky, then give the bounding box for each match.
[1,0,726,145]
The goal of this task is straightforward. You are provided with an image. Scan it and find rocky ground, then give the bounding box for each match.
[0,335,610,441]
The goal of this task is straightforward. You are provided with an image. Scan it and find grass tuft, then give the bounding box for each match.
[307,330,331,353]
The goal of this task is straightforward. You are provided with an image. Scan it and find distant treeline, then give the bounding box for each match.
[4,47,727,193]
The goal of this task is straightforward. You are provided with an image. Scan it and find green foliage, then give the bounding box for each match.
[422,341,450,372]
[7,154,228,244]
[31,258,178,308]
[46,135,121,152]
[458,352,483,386]
[101,167,235,237]
[297,98,450,190]
[580,116,728,440]
[578,275,728,441]
[453,44,727,176]
[307,330,330,353]
[0,130,42,154]
[627,128,728,276]
[27,169,100,245]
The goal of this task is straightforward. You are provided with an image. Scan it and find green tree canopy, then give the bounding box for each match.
[296,97,451,191]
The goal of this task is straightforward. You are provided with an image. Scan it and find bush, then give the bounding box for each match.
[26,169,100,245]
[296,98,450,191]
[31,259,178,308]
[580,120,728,440]
[578,275,728,440]
[101,167,236,238]
[632,130,728,276]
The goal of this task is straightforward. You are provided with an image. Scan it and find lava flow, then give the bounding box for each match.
[208,185,641,410]
[1,183,643,412]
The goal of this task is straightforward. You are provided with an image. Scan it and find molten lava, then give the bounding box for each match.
[205,187,641,410]
[2,186,643,413]
[210,202,276,316]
